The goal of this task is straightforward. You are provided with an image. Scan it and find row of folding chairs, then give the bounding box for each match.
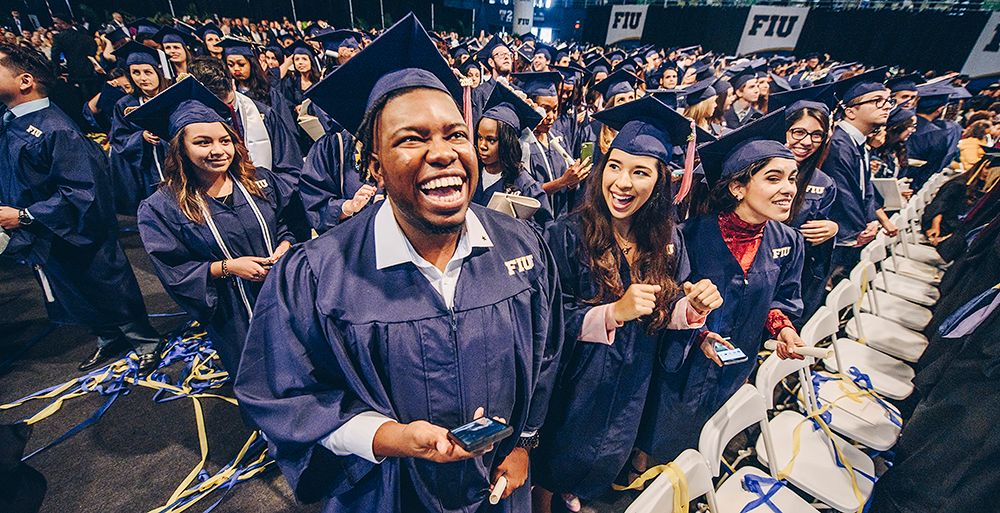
[625,170,957,512]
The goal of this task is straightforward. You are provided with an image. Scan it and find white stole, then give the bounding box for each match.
[234,92,273,170]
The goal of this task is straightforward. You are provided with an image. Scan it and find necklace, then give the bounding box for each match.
[614,233,635,256]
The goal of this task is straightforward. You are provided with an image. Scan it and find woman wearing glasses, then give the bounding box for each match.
[783,99,838,320]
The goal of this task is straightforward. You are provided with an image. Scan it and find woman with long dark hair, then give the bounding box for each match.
[784,100,839,320]
[132,79,296,376]
[218,37,272,106]
[472,83,553,227]
[637,110,805,465]
[109,41,172,214]
[286,40,322,107]
[154,26,194,78]
[873,106,918,179]
[534,96,722,511]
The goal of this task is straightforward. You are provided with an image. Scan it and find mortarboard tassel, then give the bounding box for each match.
[674,120,697,205]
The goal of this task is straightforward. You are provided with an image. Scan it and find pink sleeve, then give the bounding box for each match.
[579,304,624,345]
[668,297,708,329]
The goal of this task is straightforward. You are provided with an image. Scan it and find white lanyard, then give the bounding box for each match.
[200,175,275,318]
[533,139,555,182]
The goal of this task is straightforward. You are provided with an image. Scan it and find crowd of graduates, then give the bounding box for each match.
[1,8,999,513]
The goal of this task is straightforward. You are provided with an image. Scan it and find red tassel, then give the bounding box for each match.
[463,86,473,131]
[674,120,697,204]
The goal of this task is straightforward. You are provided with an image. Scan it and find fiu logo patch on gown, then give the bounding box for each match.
[504,255,535,276]
[771,246,791,259]
[806,185,825,195]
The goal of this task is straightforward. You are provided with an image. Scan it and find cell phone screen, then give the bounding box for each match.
[715,343,749,365]
[448,417,512,451]
[580,142,594,162]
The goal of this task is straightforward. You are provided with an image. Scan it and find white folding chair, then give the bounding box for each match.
[862,238,939,307]
[754,354,876,513]
[851,261,932,332]
[800,307,903,451]
[700,385,820,513]
[894,205,947,268]
[823,282,915,400]
[625,449,720,513]
[842,267,929,363]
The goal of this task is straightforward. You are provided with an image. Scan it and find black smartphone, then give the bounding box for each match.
[715,342,749,366]
[447,417,513,453]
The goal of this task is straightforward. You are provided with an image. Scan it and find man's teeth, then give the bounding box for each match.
[420,176,464,191]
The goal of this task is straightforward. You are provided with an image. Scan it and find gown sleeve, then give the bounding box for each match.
[544,219,593,344]
[769,231,805,322]
[263,106,304,176]
[298,132,349,234]
[524,225,565,434]
[259,167,297,245]
[136,198,219,321]
[233,247,384,503]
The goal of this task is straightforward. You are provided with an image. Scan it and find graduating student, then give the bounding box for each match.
[534,96,720,509]
[885,73,925,110]
[905,84,963,190]
[108,41,172,214]
[217,37,278,108]
[514,71,592,217]
[310,29,363,68]
[133,78,297,376]
[233,15,563,513]
[285,40,322,107]
[471,35,515,126]
[722,68,762,129]
[473,82,553,227]
[872,106,918,179]
[0,44,164,375]
[771,88,840,320]
[198,22,224,59]
[637,110,806,463]
[153,26,196,78]
[580,69,637,160]
[680,78,719,133]
[823,69,898,283]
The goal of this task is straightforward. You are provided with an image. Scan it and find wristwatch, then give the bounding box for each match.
[18,209,33,227]
[516,433,539,450]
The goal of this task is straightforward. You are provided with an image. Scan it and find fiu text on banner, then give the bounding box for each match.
[606,5,649,45]
[962,12,1000,78]
[513,0,534,36]
[736,6,809,56]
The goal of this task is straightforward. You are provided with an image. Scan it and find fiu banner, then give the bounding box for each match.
[962,12,1000,78]
[512,0,534,36]
[736,6,809,56]
[606,5,649,45]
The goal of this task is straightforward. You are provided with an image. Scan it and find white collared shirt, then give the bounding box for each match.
[837,121,870,195]
[9,98,50,118]
[320,200,494,463]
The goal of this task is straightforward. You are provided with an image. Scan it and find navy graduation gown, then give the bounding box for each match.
[527,132,575,218]
[297,129,380,234]
[233,204,564,513]
[723,104,762,130]
[789,170,837,320]
[109,95,169,215]
[534,215,697,500]
[242,96,304,178]
[904,116,960,191]
[471,168,553,228]
[636,214,804,462]
[137,168,296,375]
[823,126,878,244]
[0,102,149,327]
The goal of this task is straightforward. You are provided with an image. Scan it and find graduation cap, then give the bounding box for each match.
[885,73,926,93]
[198,22,222,40]
[729,67,757,90]
[591,69,636,99]
[458,59,482,76]
[128,18,160,39]
[585,56,612,76]
[696,109,794,187]
[818,62,860,84]
[769,73,793,93]
[217,37,259,58]
[916,83,958,111]
[831,67,887,104]
[449,45,470,60]
[606,50,626,64]
[154,26,197,48]
[552,63,589,87]
[554,48,569,62]
[887,106,916,127]
[104,26,130,45]
[304,22,325,37]
[520,32,536,43]
[646,89,679,109]
[113,40,162,69]
[712,76,732,95]
[680,77,717,107]
[613,58,638,74]
[310,29,362,50]
[475,35,510,65]
[512,71,562,98]
[950,86,972,101]
[768,82,836,116]
[676,45,700,57]
[125,77,231,139]
[264,44,286,61]
[286,39,316,57]
[593,95,695,167]
[749,58,768,78]
[532,42,556,62]
[482,83,543,133]
[305,13,463,136]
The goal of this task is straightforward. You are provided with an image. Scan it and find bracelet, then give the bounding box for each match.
[221,259,231,279]
[516,433,539,450]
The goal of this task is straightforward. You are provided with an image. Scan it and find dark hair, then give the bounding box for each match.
[578,152,680,333]
[0,43,54,95]
[786,106,831,221]
[494,118,523,188]
[697,159,770,215]
[125,61,170,99]
[357,86,462,180]
[225,53,271,105]
[963,120,991,140]
[880,114,915,174]
[188,56,233,101]
[292,55,321,86]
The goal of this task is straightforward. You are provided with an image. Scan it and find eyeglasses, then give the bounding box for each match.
[787,128,825,144]
[849,96,896,110]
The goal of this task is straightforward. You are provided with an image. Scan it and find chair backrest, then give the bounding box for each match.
[799,306,838,347]
[698,384,775,478]
[862,237,887,263]
[755,352,813,411]
[849,260,877,286]
[825,279,859,313]
[625,448,719,513]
